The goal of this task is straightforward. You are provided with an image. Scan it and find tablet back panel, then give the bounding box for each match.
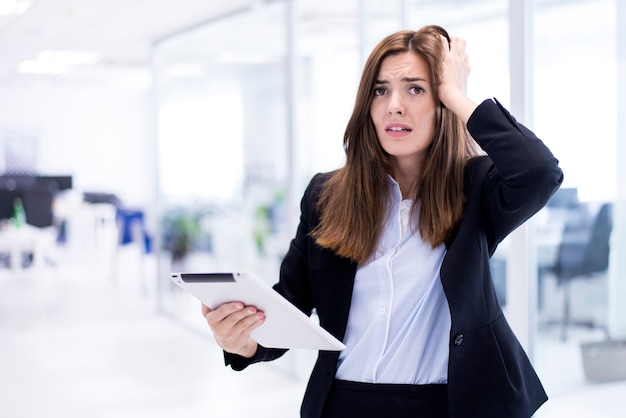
[170,272,345,351]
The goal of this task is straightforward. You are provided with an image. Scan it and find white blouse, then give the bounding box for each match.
[335,175,451,384]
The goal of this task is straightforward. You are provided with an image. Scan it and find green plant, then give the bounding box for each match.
[163,209,201,261]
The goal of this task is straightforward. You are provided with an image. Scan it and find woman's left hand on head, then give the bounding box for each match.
[437,35,477,123]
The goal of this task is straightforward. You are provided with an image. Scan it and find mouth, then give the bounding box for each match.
[385,123,412,131]
[385,123,412,136]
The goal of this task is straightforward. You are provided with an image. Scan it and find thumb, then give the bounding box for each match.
[201,304,213,317]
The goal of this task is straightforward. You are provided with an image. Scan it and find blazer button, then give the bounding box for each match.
[453,334,464,346]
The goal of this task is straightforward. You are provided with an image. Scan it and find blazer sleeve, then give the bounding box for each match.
[466,98,563,247]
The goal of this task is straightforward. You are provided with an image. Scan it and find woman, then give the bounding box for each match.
[203,25,562,418]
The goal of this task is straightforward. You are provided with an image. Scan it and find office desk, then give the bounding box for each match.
[0,223,55,271]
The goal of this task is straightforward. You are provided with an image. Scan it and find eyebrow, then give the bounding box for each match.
[374,77,428,84]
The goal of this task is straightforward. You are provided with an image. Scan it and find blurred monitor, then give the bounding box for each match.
[0,190,17,221]
[39,175,72,191]
[0,174,71,227]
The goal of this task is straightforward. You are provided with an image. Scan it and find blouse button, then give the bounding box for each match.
[453,334,464,346]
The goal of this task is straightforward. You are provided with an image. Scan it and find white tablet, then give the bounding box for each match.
[170,271,345,351]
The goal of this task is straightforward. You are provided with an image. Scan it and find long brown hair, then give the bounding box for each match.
[311,25,481,263]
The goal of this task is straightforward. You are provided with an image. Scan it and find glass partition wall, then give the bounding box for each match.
[152,0,625,411]
[531,1,626,413]
[153,2,290,325]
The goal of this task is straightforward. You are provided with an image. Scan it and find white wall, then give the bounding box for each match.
[0,76,155,212]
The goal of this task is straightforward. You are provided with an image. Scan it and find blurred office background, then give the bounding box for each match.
[1,0,625,416]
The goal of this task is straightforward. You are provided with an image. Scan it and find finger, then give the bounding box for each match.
[450,36,467,58]
[207,304,264,333]
[439,34,450,54]
[230,309,266,334]
[201,303,212,317]
[221,306,265,330]
[212,309,265,347]
[205,303,245,331]
[206,301,245,321]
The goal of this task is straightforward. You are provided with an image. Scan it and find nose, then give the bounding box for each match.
[387,92,404,115]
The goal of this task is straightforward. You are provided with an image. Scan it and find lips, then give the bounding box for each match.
[385,123,412,137]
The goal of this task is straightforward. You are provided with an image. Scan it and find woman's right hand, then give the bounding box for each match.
[202,302,265,358]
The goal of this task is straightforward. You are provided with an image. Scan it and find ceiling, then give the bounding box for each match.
[0,0,513,85]
[0,0,259,81]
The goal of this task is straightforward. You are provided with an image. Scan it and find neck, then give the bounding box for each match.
[390,159,420,199]
[391,170,418,199]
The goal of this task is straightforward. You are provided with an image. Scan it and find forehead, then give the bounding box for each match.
[377,52,430,81]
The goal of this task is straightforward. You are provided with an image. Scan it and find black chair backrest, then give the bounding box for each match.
[553,202,613,282]
[585,202,612,272]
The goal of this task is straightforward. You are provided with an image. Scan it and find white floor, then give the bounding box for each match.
[0,244,309,418]
[0,242,624,418]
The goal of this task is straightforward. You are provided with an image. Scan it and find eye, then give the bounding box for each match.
[409,86,425,95]
[373,87,386,96]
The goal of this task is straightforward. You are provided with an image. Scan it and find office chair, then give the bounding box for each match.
[550,201,613,341]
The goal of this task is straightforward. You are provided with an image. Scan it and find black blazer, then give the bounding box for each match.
[225,99,563,418]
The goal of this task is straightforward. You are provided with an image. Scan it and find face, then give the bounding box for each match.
[370,52,436,173]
